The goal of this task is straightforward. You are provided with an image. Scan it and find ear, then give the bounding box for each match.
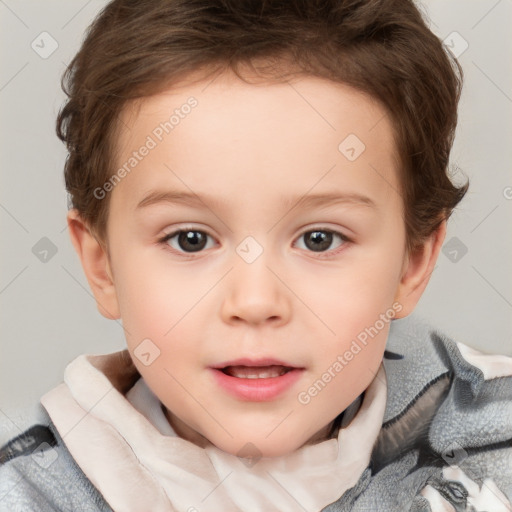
[393,220,447,318]
[66,209,120,320]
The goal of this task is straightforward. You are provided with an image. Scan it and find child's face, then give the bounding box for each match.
[78,70,434,457]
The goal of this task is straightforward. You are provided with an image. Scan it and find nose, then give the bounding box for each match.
[220,252,292,327]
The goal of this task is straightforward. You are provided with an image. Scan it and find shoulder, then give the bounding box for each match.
[365,316,512,510]
[382,315,512,444]
[0,410,112,512]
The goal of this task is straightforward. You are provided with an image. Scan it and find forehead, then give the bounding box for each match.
[110,70,400,214]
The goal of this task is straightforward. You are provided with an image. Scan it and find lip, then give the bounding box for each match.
[211,357,298,369]
[209,363,305,402]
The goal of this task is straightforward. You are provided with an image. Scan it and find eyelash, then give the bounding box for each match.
[158,226,352,259]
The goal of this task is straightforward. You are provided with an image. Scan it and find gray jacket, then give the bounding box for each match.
[1,319,511,511]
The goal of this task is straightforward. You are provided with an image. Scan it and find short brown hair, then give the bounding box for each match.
[57,0,468,252]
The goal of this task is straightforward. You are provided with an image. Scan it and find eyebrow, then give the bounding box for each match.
[136,189,377,212]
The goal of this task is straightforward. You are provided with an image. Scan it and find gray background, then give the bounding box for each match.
[1,0,511,445]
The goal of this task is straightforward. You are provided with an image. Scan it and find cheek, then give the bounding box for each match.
[111,252,181,343]
[309,276,392,410]
[313,257,401,331]
[112,254,209,386]
[303,247,402,384]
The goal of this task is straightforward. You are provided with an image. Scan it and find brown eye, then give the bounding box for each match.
[163,230,213,253]
[304,231,333,252]
[295,229,349,254]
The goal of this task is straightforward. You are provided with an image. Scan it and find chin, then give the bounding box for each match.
[210,434,306,459]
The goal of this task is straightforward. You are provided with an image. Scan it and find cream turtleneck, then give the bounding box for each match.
[41,350,387,512]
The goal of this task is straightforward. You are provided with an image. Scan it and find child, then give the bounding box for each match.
[1,0,511,510]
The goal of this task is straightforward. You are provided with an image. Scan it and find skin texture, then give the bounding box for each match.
[68,69,446,458]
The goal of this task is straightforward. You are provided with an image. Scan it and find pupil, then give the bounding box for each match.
[179,231,206,252]
[306,231,332,252]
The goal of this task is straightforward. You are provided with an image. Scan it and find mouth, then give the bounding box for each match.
[219,365,294,379]
[209,358,304,401]
[211,357,301,378]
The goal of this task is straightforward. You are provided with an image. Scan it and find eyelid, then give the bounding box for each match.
[159,224,217,246]
[298,224,352,240]
[158,224,351,243]
[160,224,212,236]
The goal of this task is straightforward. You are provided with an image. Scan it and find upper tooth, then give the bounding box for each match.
[226,365,289,379]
